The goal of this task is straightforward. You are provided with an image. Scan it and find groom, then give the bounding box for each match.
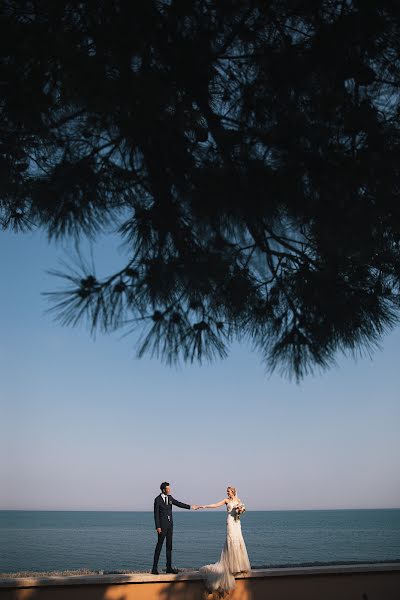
[152,482,198,574]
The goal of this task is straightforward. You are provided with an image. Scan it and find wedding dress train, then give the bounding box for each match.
[199,500,251,593]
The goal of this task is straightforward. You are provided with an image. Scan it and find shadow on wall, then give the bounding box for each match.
[5,571,400,600]
[156,577,256,600]
[0,579,130,600]
[0,575,256,600]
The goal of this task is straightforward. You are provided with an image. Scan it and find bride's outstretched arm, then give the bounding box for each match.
[199,499,227,509]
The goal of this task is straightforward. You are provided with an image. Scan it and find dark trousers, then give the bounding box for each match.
[153,524,173,569]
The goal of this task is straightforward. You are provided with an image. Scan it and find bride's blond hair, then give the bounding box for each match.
[227,486,237,496]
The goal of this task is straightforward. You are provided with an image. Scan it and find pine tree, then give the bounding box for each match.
[2,1,400,378]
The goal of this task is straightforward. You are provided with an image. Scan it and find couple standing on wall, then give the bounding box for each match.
[152,481,251,594]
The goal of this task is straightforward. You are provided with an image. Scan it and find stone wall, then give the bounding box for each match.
[1,563,399,600]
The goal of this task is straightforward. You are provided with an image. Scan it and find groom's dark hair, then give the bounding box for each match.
[160,482,170,492]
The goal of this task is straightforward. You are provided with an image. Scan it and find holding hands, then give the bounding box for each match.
[191,505,203,510]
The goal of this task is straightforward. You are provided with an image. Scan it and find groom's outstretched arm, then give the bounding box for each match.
[170,496,191,510]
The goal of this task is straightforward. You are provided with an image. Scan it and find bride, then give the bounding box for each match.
[198,486,251,594]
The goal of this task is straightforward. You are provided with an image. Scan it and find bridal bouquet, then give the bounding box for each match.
[234,502,246,521]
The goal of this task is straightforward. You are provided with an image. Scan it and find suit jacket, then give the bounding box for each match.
[154,494,190,529]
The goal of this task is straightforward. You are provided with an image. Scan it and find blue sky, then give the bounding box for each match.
[1,229,399,511]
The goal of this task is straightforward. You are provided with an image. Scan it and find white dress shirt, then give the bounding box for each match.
[161,493,170,520]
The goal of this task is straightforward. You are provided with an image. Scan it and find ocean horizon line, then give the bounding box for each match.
[2,507,399,513]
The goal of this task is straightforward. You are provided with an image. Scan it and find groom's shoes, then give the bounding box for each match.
[151,569,159,575]
[166,567,179,574]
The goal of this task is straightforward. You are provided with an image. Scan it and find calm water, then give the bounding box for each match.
[1,509,400,573]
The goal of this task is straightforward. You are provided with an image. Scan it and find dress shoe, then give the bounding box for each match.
[166,567,179,574]
[151,569,159,575]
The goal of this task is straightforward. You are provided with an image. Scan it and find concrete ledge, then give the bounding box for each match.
[1,562,400,588]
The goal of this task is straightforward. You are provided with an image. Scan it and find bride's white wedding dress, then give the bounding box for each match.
[199,500,251,592]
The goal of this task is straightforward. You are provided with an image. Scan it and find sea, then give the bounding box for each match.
[1,509,400,574]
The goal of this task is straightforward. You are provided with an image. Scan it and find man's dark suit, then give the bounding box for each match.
[152,494,190,571]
